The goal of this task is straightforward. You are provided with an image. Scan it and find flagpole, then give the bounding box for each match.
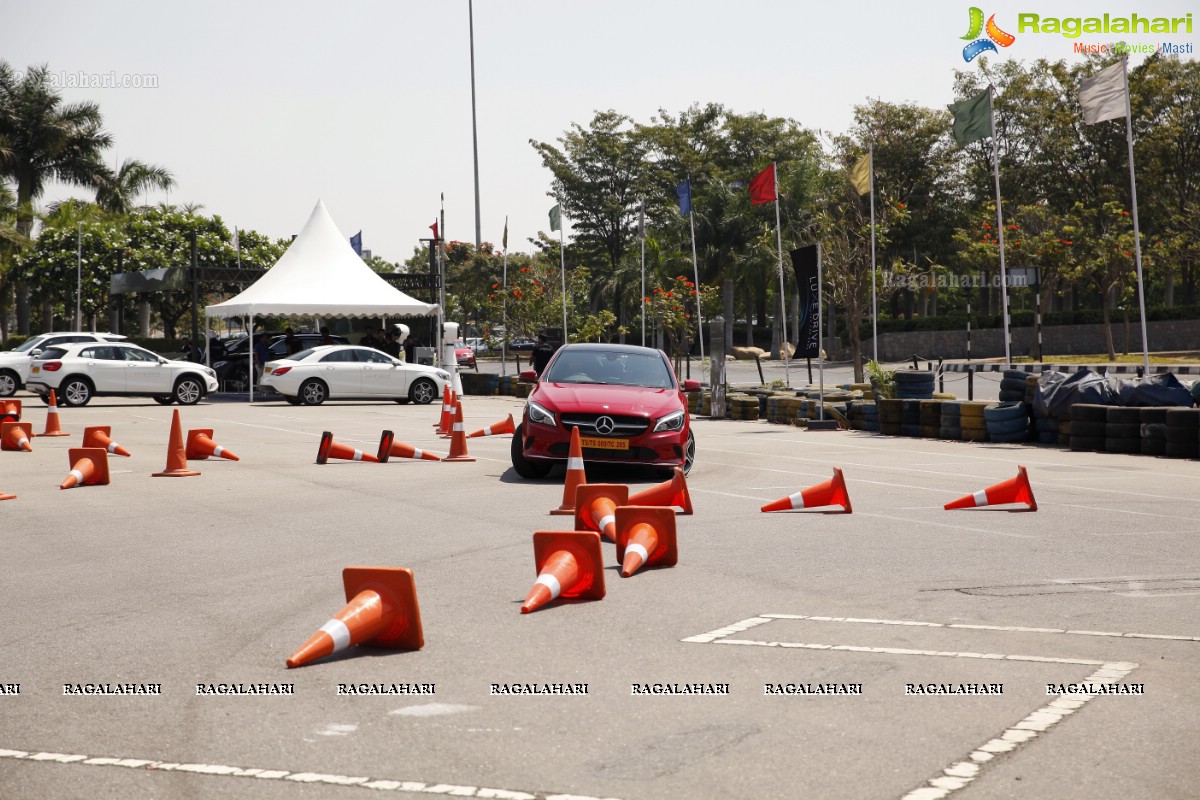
[868,144,878,365]
[818,242,825,419]
[468,0,482,247]
[687,178,704,370]
[988,85,1011,366]
[772,162,790,386]
[235,226,241,270]
[501,216,508,378]
[639,201,646,347]
[1121,56,1150,373]
[558,206,568,343]
[438,195,446,365]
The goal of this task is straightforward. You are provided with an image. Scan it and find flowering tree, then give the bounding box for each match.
[644,274,719,369]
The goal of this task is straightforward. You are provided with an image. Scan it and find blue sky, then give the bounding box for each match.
[2,0,1193,265]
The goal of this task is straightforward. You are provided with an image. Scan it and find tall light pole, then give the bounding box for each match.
[468,0,482,247]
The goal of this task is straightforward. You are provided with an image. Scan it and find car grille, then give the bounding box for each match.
[559,413,649,436]
[548,443,661,461]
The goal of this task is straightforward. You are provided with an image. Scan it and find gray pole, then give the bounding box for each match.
[1121,57,1150,373]
[468,0,482,248]
[772,163,789,387]
[988,85,1012,366]
[76,224,82,330]
[640,201,646,347]
[869,143,878,364]
[687,197,704,368]
[817,242,824,420]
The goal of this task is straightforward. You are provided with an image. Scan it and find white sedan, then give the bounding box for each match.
[27,341,219,406]
[260,345,450,406]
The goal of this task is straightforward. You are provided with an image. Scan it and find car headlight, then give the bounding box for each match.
[527,400,556,427]
[653,409,685,433]
[203,367,216,377]
[435,370,450,381]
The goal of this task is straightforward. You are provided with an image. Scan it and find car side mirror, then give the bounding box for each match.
[682,379,702,392]
[29,349,42,357]
[159,357,169,364]
[518,369,538,383]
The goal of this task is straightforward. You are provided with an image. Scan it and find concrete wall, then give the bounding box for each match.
[865,319,1200,362]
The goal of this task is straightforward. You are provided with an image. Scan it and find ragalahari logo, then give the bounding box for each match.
[962,7,1016,61]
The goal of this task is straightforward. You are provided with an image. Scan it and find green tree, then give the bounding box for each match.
[94,157,174,214]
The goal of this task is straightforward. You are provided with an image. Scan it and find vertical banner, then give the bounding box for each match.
[790,246,820,358]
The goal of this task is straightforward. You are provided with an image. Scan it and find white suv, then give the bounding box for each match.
[27,341,218,406]
[0,331,126,397]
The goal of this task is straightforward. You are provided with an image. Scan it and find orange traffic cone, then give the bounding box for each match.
[945,465,1037,511]
[60,447,110,489]
[377,430,441,462]
[38,390,69,437]
[521,531,606,614]
[83,425,131,457]
[550,426,587,515]
[468,413,515,439]
[435,388,455,436]
[615,505,678,578]
[186,428,240,461]
[761,467,852,513]
[442,401,476,462]
[628,467,694,515]
[1,421,33,452]
[573,483,630,541]
[152,409,201,477]
[1,399,22,423]
[286,567,424,668]
[316,431,380,464]
[0,485,13,500]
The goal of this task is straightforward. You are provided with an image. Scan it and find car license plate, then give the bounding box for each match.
[31,366,39,373]
[581,437,629,451]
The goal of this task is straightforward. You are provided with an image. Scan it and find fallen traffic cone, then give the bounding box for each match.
[550,426,587,515]
[442,401,476,462]
[1,421,33,452]
[945,465,1037,512]
[521,531,606,614]
[1,399,21,423]
[38,390,69,437]
[186,428,240,461]
[60,447,110,489]
[151,409,201,477]
[615,505,678,578]
[377,430,441,462]
[316,431,380,464]
[761,467,852,513]
[628,467,693,515]
[286,567,424,668]
[83,425,132,457]
[573,483,629,541]
[468,413,515,439]
[434,387,455,435]
[0,485,13,500]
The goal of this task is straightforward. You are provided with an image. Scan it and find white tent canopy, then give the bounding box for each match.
[205,200,437,320]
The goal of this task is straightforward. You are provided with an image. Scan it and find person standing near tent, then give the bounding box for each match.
[403,334,416,363]
[383,330,401,358]
[284,327,300,355]
[532,335,554,377]
[253,332,270,379]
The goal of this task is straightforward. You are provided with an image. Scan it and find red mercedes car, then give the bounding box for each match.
[510,343,700,479]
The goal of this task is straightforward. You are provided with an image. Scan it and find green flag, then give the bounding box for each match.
[948,88,992,147]
[549,204,561,232]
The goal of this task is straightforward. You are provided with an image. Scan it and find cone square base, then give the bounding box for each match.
[615,505,678,572]
[186,428,214,460]
[1,421,34,451]
[65,447,109,488]
[342,567,424,651]
[377,430,395,462]
[574,484,629,539]
[531,531,606,601]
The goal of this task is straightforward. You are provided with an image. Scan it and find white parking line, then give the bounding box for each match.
[682,614,1148,800]
[0,747,622,800]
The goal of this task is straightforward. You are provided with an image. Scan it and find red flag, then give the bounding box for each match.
[749,163,776,205]
[430,220,439,240]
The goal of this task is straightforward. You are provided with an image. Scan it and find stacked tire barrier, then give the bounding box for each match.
[899,399,921,437]
[767,394,803,425]
[959,401,990,442]
[984,401,1030,443]
[497,375,521,395]
[1165,408,1200,459]
[460,372,499,395]
[685,390,701,414]
[878,398,902,436]
[1069,404,1107,452]
[998,369,1028,403]
[698,390,712,416]
[1104,406,1141,454]
[1139,407,1168,456]
[860,401,879,432]
[894,370,935,400]
[940,401,962,439]
[919,400,942,438]
[728,393,760,421]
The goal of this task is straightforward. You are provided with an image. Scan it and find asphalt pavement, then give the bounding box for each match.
[0,389,1197,800]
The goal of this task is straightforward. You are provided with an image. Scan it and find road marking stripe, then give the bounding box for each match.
[0,747,618,800]
[713,638,1106,666]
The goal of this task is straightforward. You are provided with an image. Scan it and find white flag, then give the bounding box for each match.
[231,226,239,250]
[1079,61,1127,125]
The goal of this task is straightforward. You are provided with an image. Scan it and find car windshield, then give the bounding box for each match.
[543,349,674,389]
[14,336,49,353]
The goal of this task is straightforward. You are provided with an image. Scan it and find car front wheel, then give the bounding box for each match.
[60,377,93,407]
[0,370,18,397]
[510,423,552,479]
[300,379,328,405]
[683,427,696,475]
[174,375,205,405]
[409,378,438,405]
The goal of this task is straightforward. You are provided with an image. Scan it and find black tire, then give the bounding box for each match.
[173,375,205,405]
[1165,409,1200,429]
[683,428,695,476]
[1105,422,1140,439]
[998,390,1025,402]
[1000,378,1027,392]
[1071,404,1110,423]
[1165,441,1200,459]
[1140,439,1167,456]
[984,401,1026,422]
[0,369,19,397]
[1106,407,1140,424]
[59,377,93,407]
[300,378,328,406]
[1071,421,1107,438]
[393,398,411,405]
[1165,424,1196,444]
[153,396,175,405]
[990,429,1030,444]
[1070,436,1106,452]
[1104,437,1139,454]
[408,378,438,405]
[510,423,551,479]
[1003,369,1030,381]
[284,395,302,405]
[939,427,962,439]
[987,417,1029,436]
[1139,408,1169,424]
[1140,423,1166,440]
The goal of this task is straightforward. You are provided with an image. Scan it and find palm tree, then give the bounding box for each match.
[0,61,111,333]
[95,158,174,214]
